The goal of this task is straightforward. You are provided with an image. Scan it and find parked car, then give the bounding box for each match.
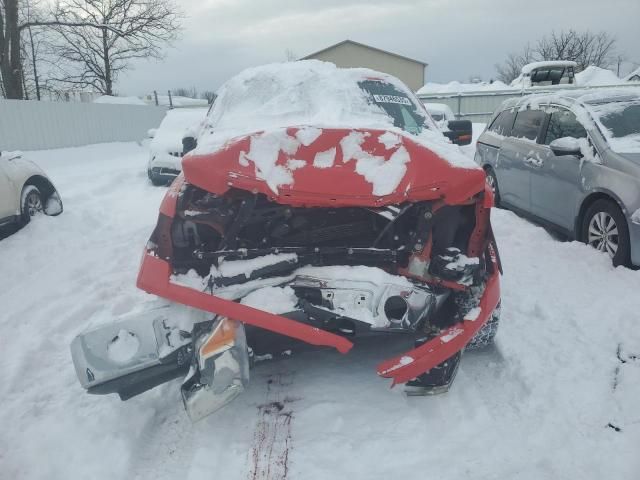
[71,61,501,421]
[147,108,208,185]
[476,88,640,267]
[421,102,473,146]
[424,102,456,127]
[0,151,63,231]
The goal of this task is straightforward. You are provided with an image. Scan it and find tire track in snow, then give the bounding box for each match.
[249,370,297,480]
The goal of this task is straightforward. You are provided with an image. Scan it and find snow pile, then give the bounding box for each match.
[417,80,511,95]
[313,148,336,169]
[340,131,411,196]
[94,95,147,106]
[576,66,624,86]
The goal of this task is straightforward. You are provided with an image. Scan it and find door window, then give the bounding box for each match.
[544,108,587,145]
[488,109,517,136]
[511,109,546,141]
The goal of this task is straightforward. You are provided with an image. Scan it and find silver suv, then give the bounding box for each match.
[476,88,640,267]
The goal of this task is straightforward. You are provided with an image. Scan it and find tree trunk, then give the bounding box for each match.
[28,26,40,100]
[0,0,24,99]
[101,26,112,95]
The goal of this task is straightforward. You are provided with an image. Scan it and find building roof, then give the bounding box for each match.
[302,40,428,67]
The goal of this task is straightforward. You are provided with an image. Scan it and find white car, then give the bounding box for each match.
[147,108,208,185]
[0,151,63,230]
[424,102,456,128]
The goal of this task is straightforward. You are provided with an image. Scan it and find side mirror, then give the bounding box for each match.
[549,137,582,157]
[444,120,473,146]
[182,136,197,156]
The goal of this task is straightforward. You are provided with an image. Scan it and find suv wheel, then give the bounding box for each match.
[21,186,43,224]
[485,167,500,207]
[582,199,630,267]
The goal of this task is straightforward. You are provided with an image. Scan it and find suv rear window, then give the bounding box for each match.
[511,109,546,141]
[488,109,516,136]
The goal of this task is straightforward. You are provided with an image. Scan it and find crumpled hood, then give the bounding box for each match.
[182,127,485,207]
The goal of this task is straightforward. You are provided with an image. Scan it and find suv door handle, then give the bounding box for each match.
[524,157,544,168]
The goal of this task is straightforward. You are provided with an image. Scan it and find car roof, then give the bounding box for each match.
[501,87,640,111]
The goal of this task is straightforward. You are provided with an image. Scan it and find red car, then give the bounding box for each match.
[71,61,501,421]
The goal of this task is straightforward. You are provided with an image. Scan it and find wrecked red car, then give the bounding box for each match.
[71,61,501,421]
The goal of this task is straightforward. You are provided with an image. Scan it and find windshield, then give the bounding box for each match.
[358,80,430,135]
[588,100,640,153]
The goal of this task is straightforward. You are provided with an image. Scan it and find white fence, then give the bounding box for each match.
[0,99,167,151]
[418,84,640,123]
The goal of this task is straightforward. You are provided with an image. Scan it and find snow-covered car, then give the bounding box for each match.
[0,151,63,231]
[424,102,456,127]
[423,103,472,145]
[147,108,208,185]
[476,88,640,267]
[71,61,502,421]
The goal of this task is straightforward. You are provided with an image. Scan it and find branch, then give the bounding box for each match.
[19,20,124,36]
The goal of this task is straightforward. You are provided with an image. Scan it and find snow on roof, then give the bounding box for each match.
[93,95,147,105]
[520,60,577,74]
[575,66,623,87]
[417,80,510,95]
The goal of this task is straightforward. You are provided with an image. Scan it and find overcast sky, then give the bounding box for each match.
[116,0,640,96]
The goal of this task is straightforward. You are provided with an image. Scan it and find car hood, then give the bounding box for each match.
[182,127,484,207]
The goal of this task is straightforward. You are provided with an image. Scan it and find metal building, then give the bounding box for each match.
[302,40,427,91]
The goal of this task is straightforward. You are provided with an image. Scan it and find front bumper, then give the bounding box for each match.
[137,248,501,386]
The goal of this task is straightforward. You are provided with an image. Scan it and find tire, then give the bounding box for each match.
[148,170,166,186]
[21,185,43,225]
[484,167,500,207]
[454,286,500,349]
[466,304,501,349]
[582,199,631,267]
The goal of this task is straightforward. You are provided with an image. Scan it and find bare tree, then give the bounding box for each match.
[494,44,536,84]
[47,0,182,95]
[1,0,24,98]
[495,30,618,83]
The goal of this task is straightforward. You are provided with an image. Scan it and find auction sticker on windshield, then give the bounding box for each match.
[373,94,412,105]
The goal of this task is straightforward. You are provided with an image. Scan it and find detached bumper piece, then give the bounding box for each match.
[71,307,250,421]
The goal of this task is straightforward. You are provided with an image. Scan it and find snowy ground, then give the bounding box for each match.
[1,135,639,480]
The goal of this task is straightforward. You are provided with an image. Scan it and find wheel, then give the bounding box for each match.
[148,171,166,186]
[21,185,43,224]
[454,286,500,349]
[582,199,630,267]
[484,167,500,207]
[466,303,501,349]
